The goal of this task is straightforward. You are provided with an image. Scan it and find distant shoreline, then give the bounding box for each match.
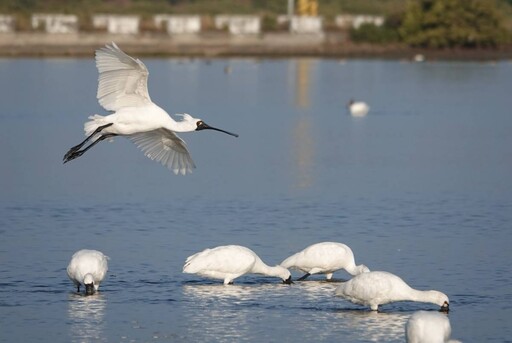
[1,32,512,61]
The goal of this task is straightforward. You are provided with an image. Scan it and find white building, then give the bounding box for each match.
[290,16,323,34]
[92,14,140,34]
[214,15,260,35]
[335,15,384,29]
[154,15,201,34]
[0,15,15,33]
[31,14,78,33]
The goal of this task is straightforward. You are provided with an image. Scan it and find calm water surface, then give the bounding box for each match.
[0,57,511,342]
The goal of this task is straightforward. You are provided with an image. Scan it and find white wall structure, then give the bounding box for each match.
[290,16,323,34]
[31,14,78,33]
[335,15,384,29]
[0,15,15,33]
[92,14,140,34]
[154,15,201,34]
[215,15,260,35]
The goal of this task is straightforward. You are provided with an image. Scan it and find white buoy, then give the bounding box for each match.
[280,242,369,280]
[335,271,449,311]
[63,42,238,174]
[67,249,109,295]
[183,245,292,285]
[348,99,370,117]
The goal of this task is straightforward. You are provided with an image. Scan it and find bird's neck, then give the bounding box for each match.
[408,289,442,305]
[345,263,362,276]
[165,119,195,133]
[252,260,281,278]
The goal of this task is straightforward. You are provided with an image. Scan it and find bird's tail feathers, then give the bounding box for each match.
[84,115,114,142]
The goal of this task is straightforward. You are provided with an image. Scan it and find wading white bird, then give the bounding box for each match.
[335,271,449,312]
[63,42,238,175]
[183,245,293,285]
[348,99,370,117]
[67,249,109,295]
[406,311,461,343]
[280,242,370,281]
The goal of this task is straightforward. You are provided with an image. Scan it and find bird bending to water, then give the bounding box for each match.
[406,311,461,343]
[63,42,238,175]
[183,245,292,285]
[335,271,449,312]
[280,242,370,281]
[67,249,109,295]
[348,99,370,117]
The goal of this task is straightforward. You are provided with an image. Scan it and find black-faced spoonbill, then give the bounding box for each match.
[63,42,238,175]
[67,249,109,295]
[348,99,370,117]
[183,245,293,285]
[406,311,461,343]
[335,271,449,312]
[280,242,370,281]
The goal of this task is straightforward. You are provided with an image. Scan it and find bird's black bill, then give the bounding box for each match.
[283,276,294,285]
[196,122,239,137]
[439,302,449,313]
[85,283,95,295]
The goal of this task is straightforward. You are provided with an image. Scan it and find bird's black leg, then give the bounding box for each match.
[63,123,113,162]
[77,284,80,292]
[297,273,311,281]
[64,133,118,163]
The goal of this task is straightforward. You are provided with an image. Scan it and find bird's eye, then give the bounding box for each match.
[197,121,203,127]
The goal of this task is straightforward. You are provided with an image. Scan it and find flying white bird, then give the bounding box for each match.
[183,245,293,285]
[67,249,109,295]
[406,311,461,343]
[280,242,370,281]
[335,271,449,312]
[348,99,370,117]
[63,42,238,175]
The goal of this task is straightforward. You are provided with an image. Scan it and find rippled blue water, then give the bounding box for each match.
[1,57,511,342]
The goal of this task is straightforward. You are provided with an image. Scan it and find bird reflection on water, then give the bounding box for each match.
[67,293,107,343]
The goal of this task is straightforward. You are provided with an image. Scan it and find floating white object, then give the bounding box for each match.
[63,42,238,175]
[280,242,369,280]
[335,271,449,311]
[348,99,370,117]
[183,245,292,285]
[67,249,109,295]
[406,311,461,343]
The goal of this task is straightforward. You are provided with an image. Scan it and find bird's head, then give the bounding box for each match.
[84,274,95,295]
[177,113,238,137]
[275,266,293,284]
[356,264,371,274]
[433,291,450,312]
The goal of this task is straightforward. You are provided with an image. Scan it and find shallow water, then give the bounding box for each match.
[0,58,511,342]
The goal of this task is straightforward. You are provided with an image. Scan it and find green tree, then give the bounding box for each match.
[399,0,509,48]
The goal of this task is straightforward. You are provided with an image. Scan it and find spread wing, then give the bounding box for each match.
[95,42,152,111]
[129,129,196,175]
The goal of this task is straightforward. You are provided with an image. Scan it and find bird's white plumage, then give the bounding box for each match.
[406,311,461,343]
[335,271,449,311]
[65,42,237,174]
[280,242,369,279]
[183,245,291,285]
[349,101,370,117]
[95,42,151,111]
[129,128,196,175]
[67,249,109,292]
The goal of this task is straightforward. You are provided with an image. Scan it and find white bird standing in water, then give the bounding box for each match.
[348,99,370,117]
[406,311,461,343]
[183,245,293,285]
[335,271,449,312]
[67,249,109,295]
[280,242,370,281]
[63,42,238,175]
